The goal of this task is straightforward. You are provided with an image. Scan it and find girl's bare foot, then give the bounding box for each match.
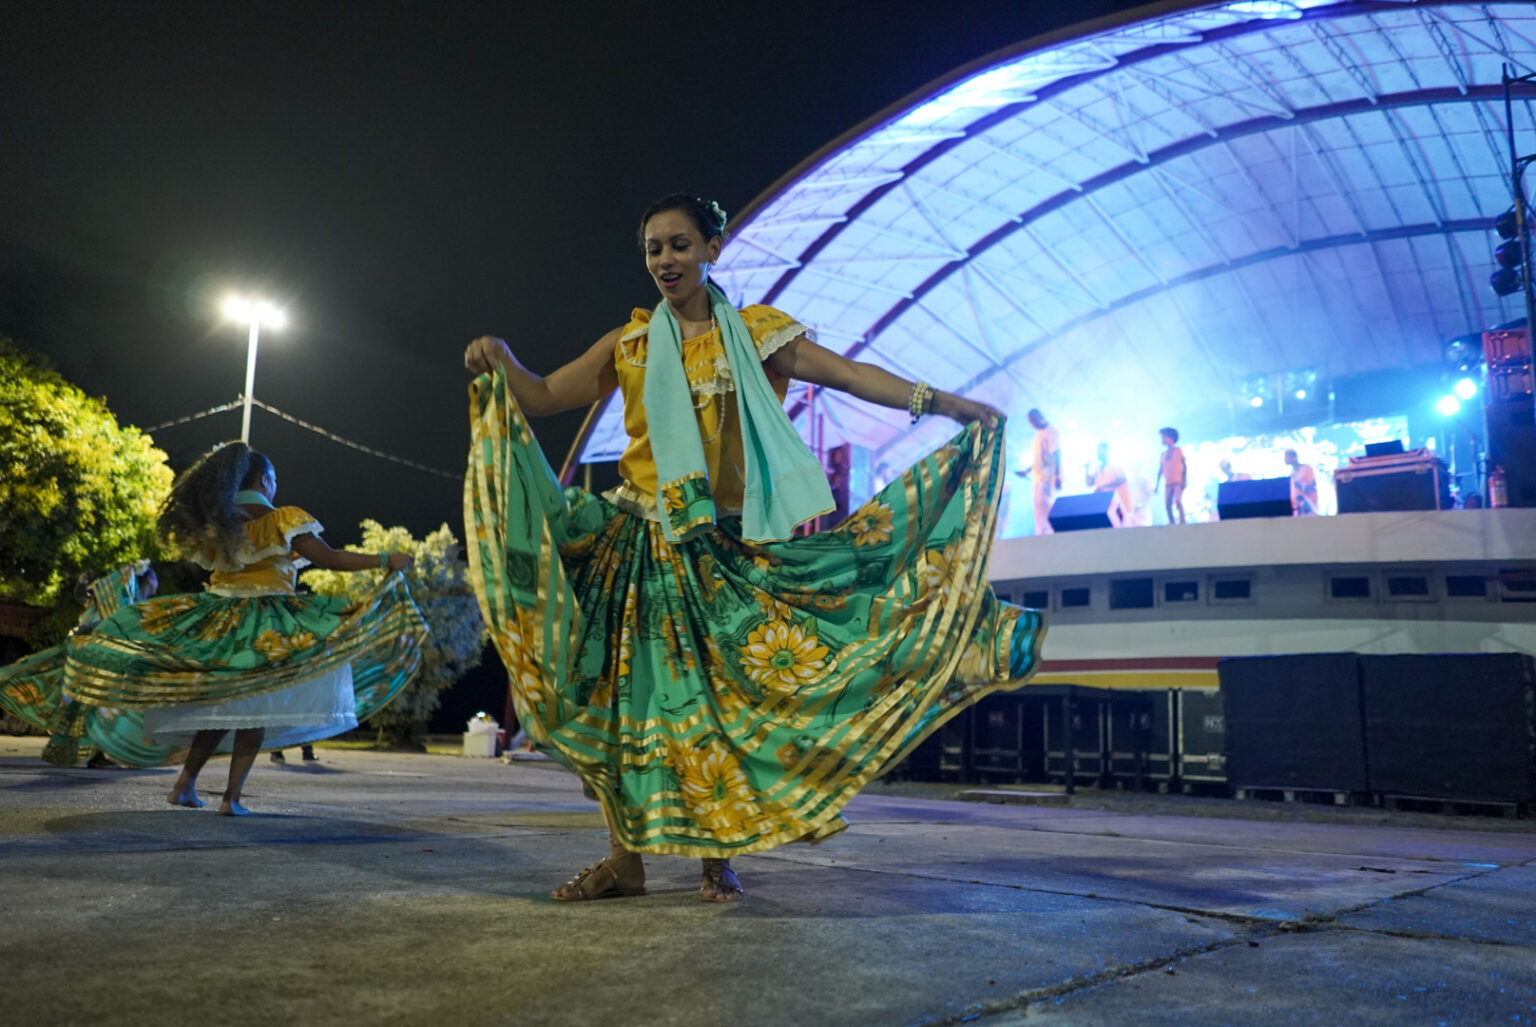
[217,799,250,816]
[168,787,205,808]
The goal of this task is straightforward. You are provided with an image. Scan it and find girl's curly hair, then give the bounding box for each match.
[156,441,272,563]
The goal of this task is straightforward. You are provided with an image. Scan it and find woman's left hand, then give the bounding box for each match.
[933,392,1003,428]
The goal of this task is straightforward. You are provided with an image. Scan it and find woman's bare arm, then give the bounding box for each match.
[765,334,1001,426]
[291,534,413,573]
[464,329,621,417]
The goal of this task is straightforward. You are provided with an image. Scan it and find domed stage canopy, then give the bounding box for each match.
[571,0,1536,518]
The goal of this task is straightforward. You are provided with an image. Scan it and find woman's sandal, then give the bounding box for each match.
[699,858,743,902]
[550,854,646,901]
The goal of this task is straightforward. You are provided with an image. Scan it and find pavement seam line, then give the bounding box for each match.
[754,851,1494,929]
[925,935,1252,1025]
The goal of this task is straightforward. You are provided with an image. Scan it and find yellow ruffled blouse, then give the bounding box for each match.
[605,304,811,519]
[189,506,322,597]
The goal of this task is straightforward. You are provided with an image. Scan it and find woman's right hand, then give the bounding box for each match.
[464,335,513,375]
[386,552,414,573]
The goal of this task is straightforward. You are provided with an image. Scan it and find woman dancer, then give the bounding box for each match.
[53,441,428,815]
[463,195,1045,901]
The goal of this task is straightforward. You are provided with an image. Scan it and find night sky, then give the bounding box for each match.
[2,0,1145,546]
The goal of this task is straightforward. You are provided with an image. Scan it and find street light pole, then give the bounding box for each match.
[222,294,287,446]
[240,317,260,444]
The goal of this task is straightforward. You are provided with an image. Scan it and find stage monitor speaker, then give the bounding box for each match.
[1216,477,1292,520]
[1048,491,1126,531]
[1361,653,1536,802]
[1486,398,1536,508]
[1218,654,1368,791]
[1335,453,1448,513]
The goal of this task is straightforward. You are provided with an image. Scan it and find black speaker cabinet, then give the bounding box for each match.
[1361,653,1536,802]
[886,706,973,782]
[1219,654,1369,791]
[1486,398,1536,508]
[1177,688,1228,783]
[1048,491,1127,531]
[1109,689,1175,784]
[970,691,1044,782]
[1216,477,1292,520]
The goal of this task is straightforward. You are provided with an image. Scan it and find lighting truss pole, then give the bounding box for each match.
[1503,66,1536,367]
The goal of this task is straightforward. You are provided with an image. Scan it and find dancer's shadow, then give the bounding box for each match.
[30,807,557,902]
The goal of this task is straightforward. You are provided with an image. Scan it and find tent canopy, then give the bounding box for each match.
[576,0,1536,490]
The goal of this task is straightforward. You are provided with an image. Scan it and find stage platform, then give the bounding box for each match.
[990,508,1536,690]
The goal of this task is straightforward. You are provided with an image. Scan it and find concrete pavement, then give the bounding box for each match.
[1,735,1533,1026]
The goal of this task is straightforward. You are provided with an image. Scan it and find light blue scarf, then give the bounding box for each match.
[233,490,274,508]
[644,283,833,543]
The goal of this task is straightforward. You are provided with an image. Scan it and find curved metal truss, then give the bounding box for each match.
[574,0,1536,492]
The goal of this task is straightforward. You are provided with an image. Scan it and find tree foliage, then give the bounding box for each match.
[304,520,487,749]
[0,338,173,620]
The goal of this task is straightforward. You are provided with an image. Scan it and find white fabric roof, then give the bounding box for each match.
[575,0,1536,489]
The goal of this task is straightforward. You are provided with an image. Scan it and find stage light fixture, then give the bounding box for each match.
[1453,377,1478,401]
[1489,207,1528,297]
[1239,371,1272,411]
[1434,395,1461,417]
[1442,334,1482,372]
[1495,208,1519,240]
[1281,368,1318,407]
[1491,267,1523,296]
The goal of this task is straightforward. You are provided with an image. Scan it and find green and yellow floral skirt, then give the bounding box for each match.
[0,575,427,767]
[465,371,1046,858]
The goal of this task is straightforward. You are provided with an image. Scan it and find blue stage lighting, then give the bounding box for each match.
[1453,378,1478,401]
[1249,395,1264,408]
[1434,395,1461,417]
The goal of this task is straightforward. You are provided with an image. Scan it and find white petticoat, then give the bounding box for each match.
[142,663,358,751]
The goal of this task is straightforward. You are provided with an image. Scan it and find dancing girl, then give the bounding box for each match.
[463,194,1045,901]
[7,441,429,815]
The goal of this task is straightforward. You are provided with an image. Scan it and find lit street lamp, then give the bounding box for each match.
[221,295,287,444]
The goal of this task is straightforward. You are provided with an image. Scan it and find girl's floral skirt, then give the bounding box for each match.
[0,575,427,767]
[465,370,1046,858]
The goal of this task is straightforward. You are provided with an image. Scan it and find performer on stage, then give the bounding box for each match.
[1286,449,1319,516]
[1025,409,1062,534]
[462,194,1044,903]
[1155,427,1187,525]
[1085,442,1130,526]
[13,442,429,815]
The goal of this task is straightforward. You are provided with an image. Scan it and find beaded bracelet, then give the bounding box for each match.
[377,552,390,570]
[908,382,934,423]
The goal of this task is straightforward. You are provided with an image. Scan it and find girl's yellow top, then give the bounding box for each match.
[605,304,811,519]
[191,506,322,596]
